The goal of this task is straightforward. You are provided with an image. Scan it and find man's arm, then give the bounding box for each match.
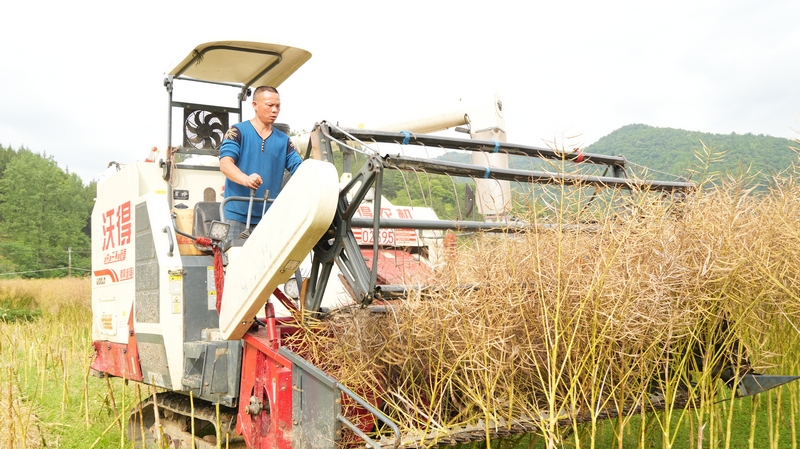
[285,139,303,175]
[220,156,263,190]
[219,125,263,189]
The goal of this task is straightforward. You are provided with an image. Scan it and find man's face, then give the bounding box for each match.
[253,91,281,125]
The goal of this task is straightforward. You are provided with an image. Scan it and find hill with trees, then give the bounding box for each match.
[585,124,799,182]
[0,144,95,278]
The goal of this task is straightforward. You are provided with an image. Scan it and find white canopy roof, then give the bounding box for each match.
[166,41,311,89]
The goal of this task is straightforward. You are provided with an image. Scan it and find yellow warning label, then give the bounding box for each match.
[101,313,114,331]
[207,267,215,292]
[208,291,216,310]
[169,275,182,295]
[172,296,181,314]
[283,260,300,272]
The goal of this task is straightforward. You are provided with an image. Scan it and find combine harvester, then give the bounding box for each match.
[90,41,798,448]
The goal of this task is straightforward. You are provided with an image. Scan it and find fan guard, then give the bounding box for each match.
[184,110,228,150]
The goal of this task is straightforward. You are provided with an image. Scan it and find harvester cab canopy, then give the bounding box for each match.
[165,40,311,93]
[162,41,311,157]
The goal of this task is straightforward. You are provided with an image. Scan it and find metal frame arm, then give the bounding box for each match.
[300,123,693,317]
[325,126,626,168]
[304,154,384,314]
[384,154,693,193]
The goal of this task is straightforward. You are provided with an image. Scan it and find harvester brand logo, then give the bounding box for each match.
[93,267,134,283]
[102,201,132,250]
[354,205,418,246]
[94,269,118,282]
[104,249,127,264]
[96,200,134,283]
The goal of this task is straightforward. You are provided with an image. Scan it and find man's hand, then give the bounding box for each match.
[244,173,263,190]
[220,157,263,189]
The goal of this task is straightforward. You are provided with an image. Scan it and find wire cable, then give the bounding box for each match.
[0,267,90,276]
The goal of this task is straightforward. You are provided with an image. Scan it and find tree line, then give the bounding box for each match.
[3,124,796,278]
[586,124,799,183]
[0,143,95,278]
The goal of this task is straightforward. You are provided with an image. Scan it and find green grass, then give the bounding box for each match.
[0,288,133,448]
[481,386,800,449]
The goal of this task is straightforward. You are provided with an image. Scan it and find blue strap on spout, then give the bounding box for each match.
[401,131,412,145]
[483,167,491,178]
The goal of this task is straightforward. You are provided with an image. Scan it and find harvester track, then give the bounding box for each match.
[129,392,245,449]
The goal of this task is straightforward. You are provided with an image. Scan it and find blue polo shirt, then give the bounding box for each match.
[219,121,303,223]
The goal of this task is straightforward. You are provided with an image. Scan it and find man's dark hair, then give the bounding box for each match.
[253,86,279,100]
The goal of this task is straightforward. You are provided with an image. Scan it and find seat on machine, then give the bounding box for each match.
[193,202,221,251]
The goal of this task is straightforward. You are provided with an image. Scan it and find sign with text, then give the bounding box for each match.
[353,204,419,246]
[95,200,134,283]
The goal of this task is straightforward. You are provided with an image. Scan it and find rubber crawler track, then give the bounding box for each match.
[129,392,245,448]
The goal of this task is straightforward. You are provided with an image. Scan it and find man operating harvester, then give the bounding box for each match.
[219,86,303,237]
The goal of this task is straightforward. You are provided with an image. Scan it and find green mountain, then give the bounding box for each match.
[585,124,799,182]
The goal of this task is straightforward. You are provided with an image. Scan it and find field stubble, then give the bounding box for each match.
[0,277,132,448]
[3,168,800,448]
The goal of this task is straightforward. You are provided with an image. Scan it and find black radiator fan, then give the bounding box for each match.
[183,109,228,150]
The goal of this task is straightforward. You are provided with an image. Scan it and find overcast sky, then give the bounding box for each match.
[2,0,798,184]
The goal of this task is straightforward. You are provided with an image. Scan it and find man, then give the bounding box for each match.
[219,86,303,237]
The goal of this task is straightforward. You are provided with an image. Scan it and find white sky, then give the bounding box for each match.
[2,0,799,184]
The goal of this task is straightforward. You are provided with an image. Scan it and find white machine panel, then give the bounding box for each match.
[91,162,166,344]
[220,160,339,339]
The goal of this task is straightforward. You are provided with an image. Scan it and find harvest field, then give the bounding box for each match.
[295,165,800,449]
[3,164,800,448]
